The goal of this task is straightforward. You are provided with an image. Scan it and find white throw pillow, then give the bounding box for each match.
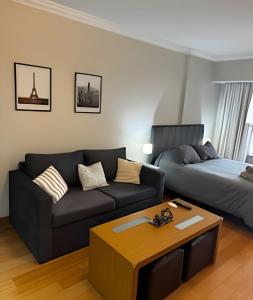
[78,162,109,191]
[33,165,68,203]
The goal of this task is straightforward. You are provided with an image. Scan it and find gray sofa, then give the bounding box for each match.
[9,148,165,263]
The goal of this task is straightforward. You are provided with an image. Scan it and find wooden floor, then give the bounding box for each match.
[1,209,253,300]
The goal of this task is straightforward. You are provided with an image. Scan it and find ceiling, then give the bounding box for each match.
[20,0,253,61]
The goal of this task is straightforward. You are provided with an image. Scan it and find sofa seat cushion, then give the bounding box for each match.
[52,187,115,228]
[98,182,156,208]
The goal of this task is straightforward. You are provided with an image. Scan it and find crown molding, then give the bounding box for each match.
[13,0,195,56]
[214,55,253,62]
[189,49,216,62]
[213,80,253,83]
[13,0,253,62]
[13,0,216,60]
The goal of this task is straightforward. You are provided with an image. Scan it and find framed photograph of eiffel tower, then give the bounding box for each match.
[74,72,102,113]
[14,63,52,111]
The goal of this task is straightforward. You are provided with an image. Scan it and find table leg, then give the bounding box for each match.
[88,232,138,300]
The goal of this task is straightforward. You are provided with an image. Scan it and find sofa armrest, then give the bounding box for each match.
[140,165,165,202]
[9,170,53,263]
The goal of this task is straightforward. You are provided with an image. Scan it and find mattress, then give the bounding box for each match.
[156,151,253,228]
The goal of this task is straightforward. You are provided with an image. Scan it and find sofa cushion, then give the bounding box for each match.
[78,162,109,191]
[52,187,115,228]
[83,148,126,181]
[114,158,142,184]
[33,165,68,203]
[25,151,83,185]
[98,182,156,208]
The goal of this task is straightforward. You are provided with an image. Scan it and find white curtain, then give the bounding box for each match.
[238,123,253,162]
[213,82,253,161]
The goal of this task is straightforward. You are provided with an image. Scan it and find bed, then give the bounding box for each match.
[151,124,253,228]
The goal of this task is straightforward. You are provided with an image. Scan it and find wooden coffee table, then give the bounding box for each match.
[88,199,223,300]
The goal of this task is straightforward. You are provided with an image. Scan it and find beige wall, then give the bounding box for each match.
[213,59,253,81]
[183,56,218,141]
[0,0,216,217]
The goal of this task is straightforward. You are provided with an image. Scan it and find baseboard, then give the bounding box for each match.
[0,216,10,225]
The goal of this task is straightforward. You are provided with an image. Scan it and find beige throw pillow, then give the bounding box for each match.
[33,165,68,203]
[78,162,109,191]
[114,158,142,184]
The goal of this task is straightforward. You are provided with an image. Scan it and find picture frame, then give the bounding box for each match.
[74,72,102,113]
[14,62,52,112]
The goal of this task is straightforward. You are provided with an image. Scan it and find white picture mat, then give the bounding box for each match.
[15,64,51,111]
[75,73,101,113]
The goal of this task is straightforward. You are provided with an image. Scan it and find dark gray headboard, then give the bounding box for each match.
[151,124,204,163]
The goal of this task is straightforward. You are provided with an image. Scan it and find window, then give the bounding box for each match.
[246,96,253,155]
[246,96,253,124]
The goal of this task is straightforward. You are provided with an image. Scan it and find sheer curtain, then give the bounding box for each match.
[213,82,253,161]
[244,99,253,159]
[238,123,253,161]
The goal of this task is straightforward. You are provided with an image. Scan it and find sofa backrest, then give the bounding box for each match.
[25,151,83,185]
[83,147,126,181]
[23,148,126,185]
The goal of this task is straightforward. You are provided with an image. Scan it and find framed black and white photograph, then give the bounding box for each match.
[14,62,52,111]
[75,72,102,113]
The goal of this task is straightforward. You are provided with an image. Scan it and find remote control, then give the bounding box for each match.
[172,200,192,210]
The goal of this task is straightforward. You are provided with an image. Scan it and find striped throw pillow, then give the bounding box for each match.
[33,165,68,203]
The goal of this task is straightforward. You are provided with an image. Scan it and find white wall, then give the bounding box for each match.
[0,0,216,217]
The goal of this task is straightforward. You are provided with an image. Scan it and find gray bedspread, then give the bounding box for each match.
[156,151,253,228]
